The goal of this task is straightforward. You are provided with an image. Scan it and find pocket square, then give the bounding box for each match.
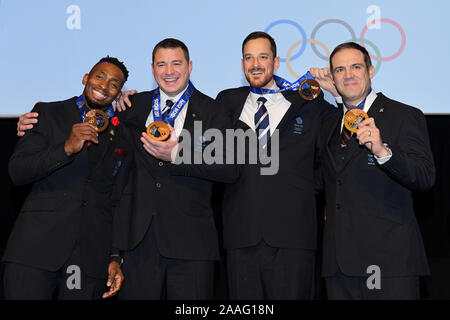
[114,148,128,156]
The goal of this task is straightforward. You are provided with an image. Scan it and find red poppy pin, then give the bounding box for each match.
[111,116,120,127]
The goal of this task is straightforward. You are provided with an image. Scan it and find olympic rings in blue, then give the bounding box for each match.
[264,19,307,63]
[264,18,405,76]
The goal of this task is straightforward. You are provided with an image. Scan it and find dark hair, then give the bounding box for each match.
[94,56,129,82]
[152,38,190,63]
[329,42,372,73]
[242,31,277,58]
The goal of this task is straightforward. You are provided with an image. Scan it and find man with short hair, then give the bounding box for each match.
[215,31,338,299]
[315,42,435,299]
[4,57,131,299]
[112,38,237,299]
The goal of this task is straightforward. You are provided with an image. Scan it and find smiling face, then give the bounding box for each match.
[82,62,124,109]
[331,48,374,105]
[152,47,192,97]
[242,37,280,89]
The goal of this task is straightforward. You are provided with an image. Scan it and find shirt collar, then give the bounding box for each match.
[249,82,283,109]
[160,84,189,107]
[343,89,378,114]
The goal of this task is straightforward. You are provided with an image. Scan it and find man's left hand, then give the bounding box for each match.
[102,261,124,299]
[356,117,390,158]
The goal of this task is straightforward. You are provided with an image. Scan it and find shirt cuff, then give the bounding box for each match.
[375,145,392,165]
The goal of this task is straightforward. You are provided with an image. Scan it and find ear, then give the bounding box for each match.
[274,56,280,71]
[241,58,245,72]
[82,73,89,85]
[369,65,375,79]
[188,60,193,74]
[151,62,155,77]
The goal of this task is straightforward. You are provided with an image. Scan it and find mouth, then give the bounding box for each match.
[92,89,107,100]
[163,76,179,84]
[249,68,264,76]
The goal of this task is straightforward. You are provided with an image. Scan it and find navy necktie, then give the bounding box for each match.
[255,97,270,149]
[162,99,174,126]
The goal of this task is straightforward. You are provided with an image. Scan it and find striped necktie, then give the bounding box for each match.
[255,97,270,149]
[340,115,353,148]
[162,99,174,126]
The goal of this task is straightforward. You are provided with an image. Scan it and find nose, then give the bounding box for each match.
[166,64,174,75]
[343,68,353,79]
[98,79,107,90]
[252,57,260,68]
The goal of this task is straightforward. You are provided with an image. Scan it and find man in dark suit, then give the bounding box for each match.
[112,38,238,299]
[215,31,338,299]
[315,42,435,299]
[3,57,132,299]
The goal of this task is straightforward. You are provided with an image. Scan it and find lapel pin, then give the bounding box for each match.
[379,108,384,113]
[110,129,115,135]
[192,113,196,118]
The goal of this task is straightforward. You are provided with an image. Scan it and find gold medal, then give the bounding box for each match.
[84,109,109,132]
[344,109,368,132]
[299,78,321,100]
[146,121,171,141]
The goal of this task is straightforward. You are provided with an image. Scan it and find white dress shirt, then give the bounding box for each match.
[239,83,291,134]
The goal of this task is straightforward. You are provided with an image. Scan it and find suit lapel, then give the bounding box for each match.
[230,88,252,129]
[275,91,306,134]
[181,91,199,134]
[325,107,343,173]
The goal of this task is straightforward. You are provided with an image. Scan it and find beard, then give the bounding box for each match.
[245,69,273,88]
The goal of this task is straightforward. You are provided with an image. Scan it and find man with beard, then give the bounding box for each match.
[215,31,339,299]
[4,57,131,299]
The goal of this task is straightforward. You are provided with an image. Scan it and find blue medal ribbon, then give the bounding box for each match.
[249,71,316,95]
[343,88,373,110]
[76,95,114,122]
[152,81,195,125]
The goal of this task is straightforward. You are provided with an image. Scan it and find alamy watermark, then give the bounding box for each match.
[366,265,381,290]
[173,121,280,176]
[66,265,81,290]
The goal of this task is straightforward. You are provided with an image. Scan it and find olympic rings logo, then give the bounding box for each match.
[264,18,406,78]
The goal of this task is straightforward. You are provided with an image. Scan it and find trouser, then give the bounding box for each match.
[227,240,316,300]
[3,245,106,300]
[324,269,420,300]
[119,223,215,300]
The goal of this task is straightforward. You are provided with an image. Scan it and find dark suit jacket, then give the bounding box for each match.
[319,93,435,277]
[4,97,132,279]
[113,89,238,261]
[216,87,336,250]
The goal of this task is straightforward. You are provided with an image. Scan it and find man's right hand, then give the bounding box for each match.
[17,112,39,137]
[64,123,98,156]
[309,67,340,98]
[114,89,138,112]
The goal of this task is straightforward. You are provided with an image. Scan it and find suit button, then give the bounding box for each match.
[341,156,345,161]
[337,180,342,186]
[156,182,161,188]
[336,203,341,210]
[158,162,164,167]
[82,200,88,206]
